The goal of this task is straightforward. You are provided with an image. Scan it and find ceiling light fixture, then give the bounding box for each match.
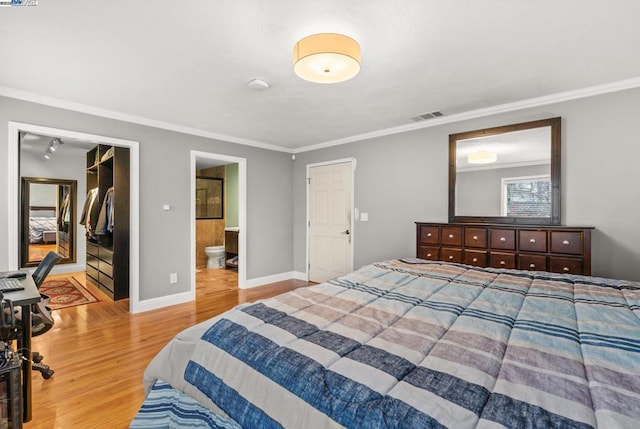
[43,137,64,160]
[467,150,497,164]
[293,33,361,84]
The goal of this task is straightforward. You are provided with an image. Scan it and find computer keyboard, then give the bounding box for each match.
[0,278,24,292]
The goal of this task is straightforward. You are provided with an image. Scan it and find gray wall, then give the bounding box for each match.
[456,164,549,216]
[293,87,640,282]
[0,96,293,300]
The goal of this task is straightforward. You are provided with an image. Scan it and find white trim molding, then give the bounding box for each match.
[4,77,640,155]
[244,271,300,289]
[134,291,195,314]
[7,122,142,314]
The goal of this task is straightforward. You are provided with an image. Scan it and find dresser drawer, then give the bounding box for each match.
[419,225,439,245]
[550,257,584,275]
[87,254,99,270]
[99,259,113,277]
[490,229,516,250]
[490,252,516,269]
[442,227,463,246]
[550,231,583,255]
[464,250,487,267]
[465,228,488,248]
[87,242,99,257]
[418,246,439,261]
[518,254,547,272]
[441,248,463,263]
[519,230,547,253]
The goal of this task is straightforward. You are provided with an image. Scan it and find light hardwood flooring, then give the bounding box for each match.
[22,269,308,428]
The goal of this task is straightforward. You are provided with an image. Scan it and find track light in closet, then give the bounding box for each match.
[43,137,64,160]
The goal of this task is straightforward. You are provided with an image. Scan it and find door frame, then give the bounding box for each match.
[306,158,356,281]
[7,121,142,312]
[190,151,247,291]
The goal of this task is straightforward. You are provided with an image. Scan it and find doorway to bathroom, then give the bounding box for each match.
[190,151,246,298]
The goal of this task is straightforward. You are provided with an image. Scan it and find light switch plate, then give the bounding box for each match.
[360,212,369,222]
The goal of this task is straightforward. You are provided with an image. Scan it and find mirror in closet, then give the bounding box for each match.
[20,177,77,267]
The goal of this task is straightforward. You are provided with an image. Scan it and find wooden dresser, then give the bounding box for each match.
[416,222,594,275]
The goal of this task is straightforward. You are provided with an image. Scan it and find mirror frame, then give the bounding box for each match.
[20,177,77,267]
[449,117,561,225]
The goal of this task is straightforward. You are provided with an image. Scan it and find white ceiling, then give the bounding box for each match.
[1,1,639,151]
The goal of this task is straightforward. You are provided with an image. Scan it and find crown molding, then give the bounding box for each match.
[0,86,293,153]
[293,76,640,153]
[3,76,640,155]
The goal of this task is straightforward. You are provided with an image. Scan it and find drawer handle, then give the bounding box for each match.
[500,261,506,266]
[529,238,536,244]
[472,258,478,262]
[563,240,570,245]
[448,234,454,239]
[529,263,536,269]
[500,237,506,242]
[427,233,432,237]
[448,256,454,260]
[472,235,478,241]
[563,267,570,272]
[426,253,432,258]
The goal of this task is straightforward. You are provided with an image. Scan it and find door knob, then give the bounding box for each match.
[342,229,350,235]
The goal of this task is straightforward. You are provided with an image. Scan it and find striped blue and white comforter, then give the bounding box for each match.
[136,259,640,428]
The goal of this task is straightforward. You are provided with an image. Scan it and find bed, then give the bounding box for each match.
[131,259,640,428]
[29,207,58,244]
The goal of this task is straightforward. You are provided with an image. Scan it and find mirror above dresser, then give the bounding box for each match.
[449,117,561,225]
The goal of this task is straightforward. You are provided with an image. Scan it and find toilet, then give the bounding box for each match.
[204,245,226,269]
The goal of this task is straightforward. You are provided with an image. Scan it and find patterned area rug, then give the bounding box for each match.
[39,277,99,310]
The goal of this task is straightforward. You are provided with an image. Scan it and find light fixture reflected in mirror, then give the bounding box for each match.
[467,150,497,164]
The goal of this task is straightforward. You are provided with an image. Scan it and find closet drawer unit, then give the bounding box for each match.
[464,250,487,267]
[441,227,463,246]
[86,265,99,281]
[519,230,547,253]
[86,254,99,270]
[518,254,547,272]
[490,229,516,250]
[99,247,113,264]
[441,248,463,263]
[490,252,516,269]
[550,231,583,255]
[550,257,583,275]
[464,228,488,248]
[99,260,113,278]
[418,246,439,261]
[87,243,99,257]
[99,272,114,293]
[419,225,439,245]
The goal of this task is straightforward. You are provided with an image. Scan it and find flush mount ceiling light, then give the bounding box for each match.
[293,33,361,84]
[467,150,497,164]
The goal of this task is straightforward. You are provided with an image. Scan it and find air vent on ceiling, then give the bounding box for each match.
[411,110,444,122]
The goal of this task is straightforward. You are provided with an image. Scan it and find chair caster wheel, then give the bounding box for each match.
[32,352,43,363]
[42,369,54,379]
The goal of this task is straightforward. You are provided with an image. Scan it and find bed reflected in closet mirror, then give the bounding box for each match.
[20,177,77,267]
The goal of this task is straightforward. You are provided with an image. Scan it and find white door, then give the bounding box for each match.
[308,161,353,283]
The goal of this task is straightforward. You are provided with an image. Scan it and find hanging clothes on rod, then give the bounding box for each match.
[79,187,99,237]
[95,186,114,235]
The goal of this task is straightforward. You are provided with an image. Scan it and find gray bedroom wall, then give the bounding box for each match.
[293,87,640,282]
[0,96,294,300]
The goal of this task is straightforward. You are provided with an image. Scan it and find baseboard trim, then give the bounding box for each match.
[132,290,195,314]
[242,271,304,289]
[292,271,308,281]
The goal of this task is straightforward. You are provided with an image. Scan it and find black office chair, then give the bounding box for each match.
[17,251,61,379]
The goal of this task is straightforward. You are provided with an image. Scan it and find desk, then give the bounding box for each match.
[2,273,41,423]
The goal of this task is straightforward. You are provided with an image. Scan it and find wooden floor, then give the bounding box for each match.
[23,269,308,429]
[28,244,57,263]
